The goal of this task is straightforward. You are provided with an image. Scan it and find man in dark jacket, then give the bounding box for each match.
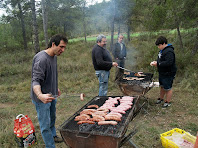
[150,36,177,108]
[92,34,118,96]
[113,34,127,67]
[113,34,127,80]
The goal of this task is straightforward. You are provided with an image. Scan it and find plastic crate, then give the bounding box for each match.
[160,128,196,148]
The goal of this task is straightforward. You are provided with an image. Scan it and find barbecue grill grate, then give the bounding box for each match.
[121,73,153,83]
[59,96,137,138]
[117,72,154,96]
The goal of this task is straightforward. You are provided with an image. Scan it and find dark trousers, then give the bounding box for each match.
[116,59,125,68]
[115,59,125,81]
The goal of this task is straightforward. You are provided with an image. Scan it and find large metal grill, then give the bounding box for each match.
[58,96,139,148]
[117,72,154,96]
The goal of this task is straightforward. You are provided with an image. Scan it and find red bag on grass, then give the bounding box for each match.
[14,114,37,148]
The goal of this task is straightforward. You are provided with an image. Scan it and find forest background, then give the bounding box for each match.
[0,0,198,147]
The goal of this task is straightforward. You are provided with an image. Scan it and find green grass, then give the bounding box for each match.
[69,28,198,43]
[0,31,198,148]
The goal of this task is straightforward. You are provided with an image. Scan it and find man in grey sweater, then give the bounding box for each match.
[31,34,68,148]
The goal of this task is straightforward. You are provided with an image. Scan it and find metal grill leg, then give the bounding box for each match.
[139,96,150,115]
[120,129,138,147]
[128,139,139,148]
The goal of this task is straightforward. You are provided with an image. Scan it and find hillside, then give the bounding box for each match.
[0,34,198,148]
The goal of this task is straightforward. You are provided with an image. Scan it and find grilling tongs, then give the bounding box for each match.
[117,66,134,73]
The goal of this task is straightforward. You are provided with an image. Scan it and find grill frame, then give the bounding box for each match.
[58,96,139,148]
[117,72,154,96]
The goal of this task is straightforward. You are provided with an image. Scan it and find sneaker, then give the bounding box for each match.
[54,136,63,143]
[162,102,171,108]
[155,98,163,104]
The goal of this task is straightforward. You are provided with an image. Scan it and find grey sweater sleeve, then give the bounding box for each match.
[32,60,46,87]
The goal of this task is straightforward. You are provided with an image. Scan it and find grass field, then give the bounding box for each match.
[0,33,198,148]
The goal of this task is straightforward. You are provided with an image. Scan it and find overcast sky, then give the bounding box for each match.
[86,0,110,5]
[0,0,110,17]
[0,9,6,16]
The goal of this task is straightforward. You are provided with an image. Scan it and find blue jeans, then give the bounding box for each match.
[95,70,110,96]
[32,99,57,148]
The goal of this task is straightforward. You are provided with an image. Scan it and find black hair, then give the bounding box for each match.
[155,36,167,45]
[48,34,68,48]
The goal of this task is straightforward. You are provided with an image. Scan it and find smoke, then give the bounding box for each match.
[124,43,138,71]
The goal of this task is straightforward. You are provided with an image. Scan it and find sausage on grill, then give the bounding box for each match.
[105,115,121,121]
[108,112,122,118]
[98,121,117,125]
[97,108,109,113]
[89,115,105,122]
[74,114,90,121]
[77,120,95,124]
[80,109,97,115]
[80,93,85,101]
[87,105,99,109]
[92,111,107,117]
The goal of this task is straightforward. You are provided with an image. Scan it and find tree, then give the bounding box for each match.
[80,0,87,42]
[87,1,112,36]
[114,0,135,41]
[132,0,185,49]
[14,0,28,50]
[166,0,184,50]
[183,0,198,54]
[17,0,28,51]
[41,0,48,48]
[193,21,198,54]
[2,0,30,50]
[43,0,81,38]
[30,0,40,53]
[110,0,115,52]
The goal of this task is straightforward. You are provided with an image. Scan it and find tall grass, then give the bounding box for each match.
[0,31,198,148]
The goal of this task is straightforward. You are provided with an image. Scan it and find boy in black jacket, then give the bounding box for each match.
[150,36,177,108]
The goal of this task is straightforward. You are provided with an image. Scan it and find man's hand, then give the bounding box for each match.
[38,93,55,104]
[112,62,118,67]
[150,61,157,67]
[58,88,61,96]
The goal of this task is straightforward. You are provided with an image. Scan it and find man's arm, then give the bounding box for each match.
[33,85,55,104]
[33,85,42,98]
